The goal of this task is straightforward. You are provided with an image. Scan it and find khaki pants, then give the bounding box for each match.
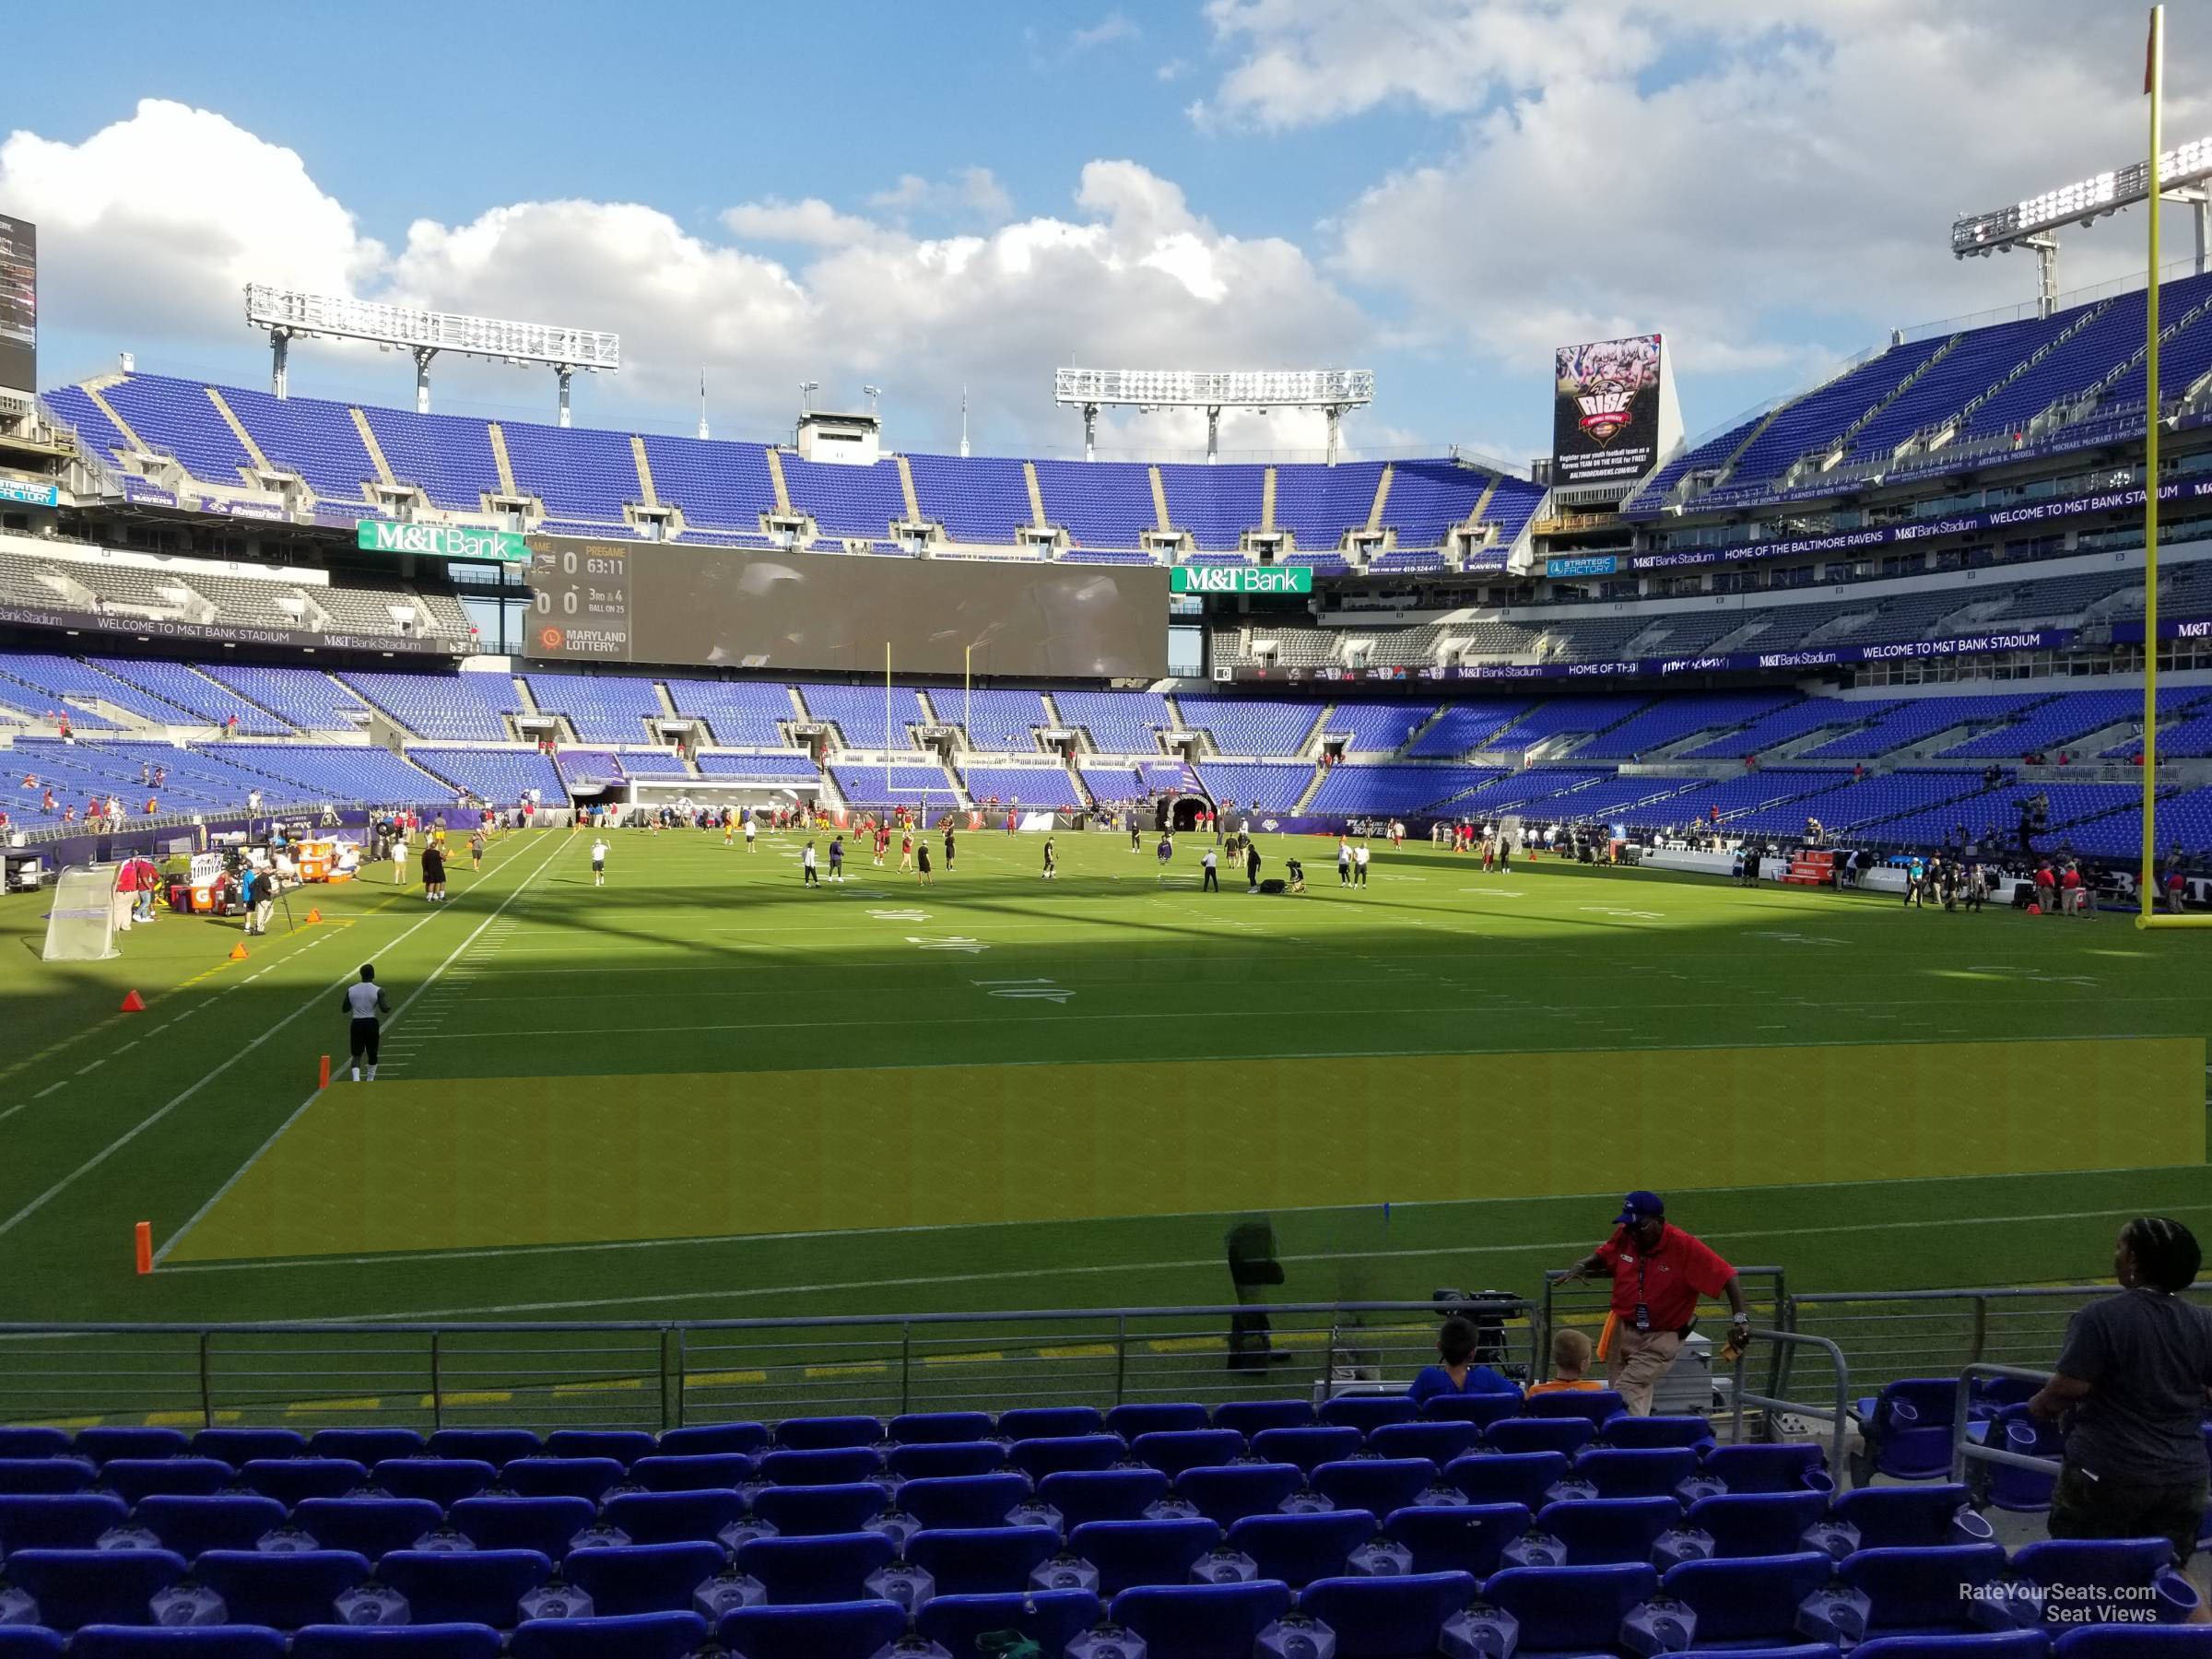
[1606,1326,1683,1416]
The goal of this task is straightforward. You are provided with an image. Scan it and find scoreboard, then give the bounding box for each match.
[527,539,632,661]
[524,535,1169,678]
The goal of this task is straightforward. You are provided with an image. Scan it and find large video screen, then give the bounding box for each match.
[525,537,1170,678]
[1552,333,1662,486]
[0,216,34,396]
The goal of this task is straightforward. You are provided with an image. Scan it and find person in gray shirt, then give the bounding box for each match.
[2030,1218,2212,1560]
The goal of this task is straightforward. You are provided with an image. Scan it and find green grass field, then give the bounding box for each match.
[2,822,2208,1363]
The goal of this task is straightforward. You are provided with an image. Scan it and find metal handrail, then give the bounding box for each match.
[1782,1283,2206,1398]
[1726,1327,1853,1477]
[1951,1361,2059,1485]
[0,1301,1538,1433]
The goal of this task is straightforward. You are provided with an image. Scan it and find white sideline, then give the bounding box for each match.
[151,831,573,1265]
[0,832,569,1249]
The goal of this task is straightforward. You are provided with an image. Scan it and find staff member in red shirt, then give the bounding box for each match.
[1560,1191,1750,1415]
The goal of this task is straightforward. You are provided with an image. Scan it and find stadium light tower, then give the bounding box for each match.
[1053,367,1374,464]
[243,285,618,421]
[862,383,883,416]
[1950,135,2212,316]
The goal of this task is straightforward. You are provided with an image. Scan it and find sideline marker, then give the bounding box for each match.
[119,989,146,1013]
[134,1222,152,1275]
[229,941,250,960]
[306,908,322,924]
[319,1054,331,1089]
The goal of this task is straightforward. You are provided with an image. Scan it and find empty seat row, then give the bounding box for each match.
[0,1391,1662,1479]
[0,1538,2198,1656]
[2,1478,2011,1584]
[0,1437,1817,1527]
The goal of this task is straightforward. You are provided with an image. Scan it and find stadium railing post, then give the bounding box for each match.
[1536,1276,1556,1382]
[1728,1329,1852,1477]
[429,1331,443,1430]
[1112,1315,1128,1406]
[672,1328,688,1430]
[899,1324,912,1417]
[196,1331,213,1430]
[1951,1362,2058,1488]
[657,1327,673,1433]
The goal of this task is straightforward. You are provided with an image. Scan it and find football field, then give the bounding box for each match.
[2,823,2208,1343]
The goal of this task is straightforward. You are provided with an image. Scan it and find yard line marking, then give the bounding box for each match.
[150,831,574,1266]
[285,1396,381,1416]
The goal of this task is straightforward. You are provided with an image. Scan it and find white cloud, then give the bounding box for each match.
[720,197,881,248]
[1070,12,1140,52]
[1206,0,2212,404]
[0,99,383,347]
[3,101,1368,452]
[1156,58,1191,83]
[865,167,1015,227]
[1194,0,1669,130]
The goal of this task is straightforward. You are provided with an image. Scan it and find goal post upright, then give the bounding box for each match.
[2136,5,2212,927]
[2143,1,2163,925]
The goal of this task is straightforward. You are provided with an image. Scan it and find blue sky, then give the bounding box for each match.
[2,0,2201,465]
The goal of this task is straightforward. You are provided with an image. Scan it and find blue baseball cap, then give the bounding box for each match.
[1614,1191,1665,1227]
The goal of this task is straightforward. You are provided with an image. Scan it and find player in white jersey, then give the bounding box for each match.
[590,838,609,887]
[340,964,391,1082]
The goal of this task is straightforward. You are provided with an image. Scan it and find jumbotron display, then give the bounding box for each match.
[524,536,1169,677]
[1552,333,1665,486]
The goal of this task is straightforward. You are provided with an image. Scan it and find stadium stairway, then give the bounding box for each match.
[1398,705,1454,759]
[202,671,306,735]
[511,677,548,735]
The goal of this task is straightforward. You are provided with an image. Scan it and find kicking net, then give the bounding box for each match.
[42,864,120,961]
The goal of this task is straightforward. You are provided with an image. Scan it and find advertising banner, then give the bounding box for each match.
[1170,564,1314,594]
[1553,335,1664,486]
[2111,616,2212,645]
[1227,626,2076,685]
[1631,477,2212,572]
[0,477,58,508]
[0,600,454,655]
[1545,554,1618,578]
[0,215,33,396]
[359,520,533,562]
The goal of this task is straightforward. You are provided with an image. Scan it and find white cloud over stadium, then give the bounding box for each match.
[1204,0,2212,423]
[0,100,1365,454]
[2,2,2206,459]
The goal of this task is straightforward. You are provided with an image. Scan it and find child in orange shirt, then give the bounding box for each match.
[1528,1328,1605,1395]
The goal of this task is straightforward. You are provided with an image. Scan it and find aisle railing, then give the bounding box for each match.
[0,1300,1534,1433]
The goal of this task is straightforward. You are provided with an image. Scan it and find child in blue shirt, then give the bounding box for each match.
[1407,1314,1522,1405]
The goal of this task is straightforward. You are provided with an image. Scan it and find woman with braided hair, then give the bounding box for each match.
[2031,1218,2212,1565]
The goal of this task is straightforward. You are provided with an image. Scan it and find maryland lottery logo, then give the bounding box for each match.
[537,625,567,652]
